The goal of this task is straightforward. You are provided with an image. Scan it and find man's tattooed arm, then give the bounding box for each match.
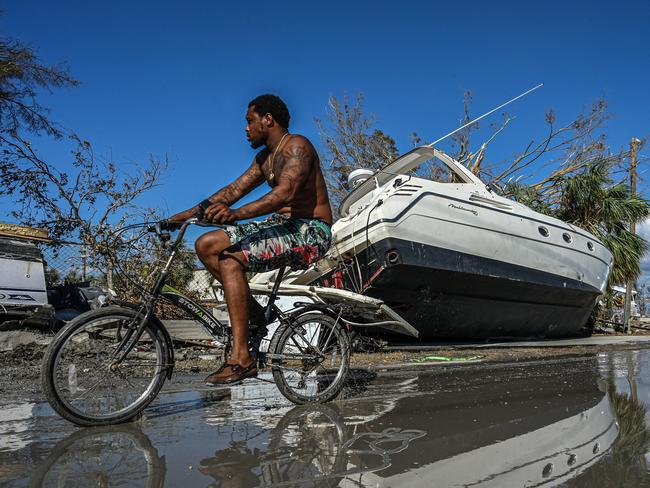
[233,138,312,220]
[169,155,266,223]
[205,155,266,206]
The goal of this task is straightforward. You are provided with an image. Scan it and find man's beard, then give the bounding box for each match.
[249,139,263,149]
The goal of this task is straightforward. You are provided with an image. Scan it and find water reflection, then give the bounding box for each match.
[568,350,650,486]
[28,424,166,487]
[28,354,646,487]
[199,404,425,487]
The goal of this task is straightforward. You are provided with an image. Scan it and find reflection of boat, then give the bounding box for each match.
[258,147,613,339]
[202,357,618,487]
[360,395,616,487]
[335,357,618,487]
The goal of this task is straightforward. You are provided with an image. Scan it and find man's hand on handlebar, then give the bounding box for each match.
[163,202,238,230]
[203,202,238,225]
[163,208,194,230]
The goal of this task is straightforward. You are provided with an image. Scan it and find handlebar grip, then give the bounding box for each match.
[158,220,180,231]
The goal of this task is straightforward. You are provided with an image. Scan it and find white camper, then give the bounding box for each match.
[0,225,52,327]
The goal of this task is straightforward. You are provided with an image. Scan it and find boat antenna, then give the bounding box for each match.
[426,83,543,147]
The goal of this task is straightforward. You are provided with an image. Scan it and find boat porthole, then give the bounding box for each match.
[563,232,572,243]
[538,226,550,237]
[593,442,600,454]
[542,463,553,478]
[587,241,594,251]
[567,453,577,466]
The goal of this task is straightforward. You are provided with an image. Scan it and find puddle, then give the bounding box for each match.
[3,350,650,486]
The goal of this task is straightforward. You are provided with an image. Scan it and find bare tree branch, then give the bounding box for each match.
[315,93,398,213]
[0,130,169,288]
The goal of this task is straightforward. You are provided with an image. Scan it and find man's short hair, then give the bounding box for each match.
[248,94,290,129]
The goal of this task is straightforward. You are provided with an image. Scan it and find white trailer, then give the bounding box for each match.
[0,237,48,307]
[0,229,53,328]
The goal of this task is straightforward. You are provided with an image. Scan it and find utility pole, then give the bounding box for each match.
[624,137,640,333]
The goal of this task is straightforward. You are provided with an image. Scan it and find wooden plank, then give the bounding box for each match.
[0,223,51,242]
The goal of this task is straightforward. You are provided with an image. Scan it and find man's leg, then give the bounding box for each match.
[195,230,230,282]
[195,230,266,326]
[195,231,258,372]
[217,250,254,366]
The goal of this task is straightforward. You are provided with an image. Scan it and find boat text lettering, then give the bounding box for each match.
[448,203,478,216]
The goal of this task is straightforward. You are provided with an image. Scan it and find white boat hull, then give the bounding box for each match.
[287,147,613,339]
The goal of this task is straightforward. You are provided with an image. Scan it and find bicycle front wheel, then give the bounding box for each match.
[41,306,172,426]
[270,312,350,404]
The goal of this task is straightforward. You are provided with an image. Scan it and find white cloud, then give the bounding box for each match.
[639,218,650,241]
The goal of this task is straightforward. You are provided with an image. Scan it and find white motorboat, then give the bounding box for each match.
[265,146,613,339]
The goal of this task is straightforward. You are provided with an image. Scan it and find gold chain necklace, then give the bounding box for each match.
[269,132,290,182]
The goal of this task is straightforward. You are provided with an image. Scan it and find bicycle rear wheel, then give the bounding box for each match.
[41,306,172,426]
[270,312,350,404]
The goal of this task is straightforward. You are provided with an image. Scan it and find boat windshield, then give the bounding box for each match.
[407,154,468,184]
[340,147,481,217]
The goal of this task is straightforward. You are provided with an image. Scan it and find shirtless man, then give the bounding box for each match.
[167,94,333,385]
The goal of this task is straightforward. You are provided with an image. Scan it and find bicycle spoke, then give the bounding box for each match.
[319,325,337,354]
[294,326,325,356]
[113,369,138,390]
[118,361,162,367]
[70,374,112,402]
[308,324,320,344]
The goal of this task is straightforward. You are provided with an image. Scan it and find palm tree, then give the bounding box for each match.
[554,161,649,286]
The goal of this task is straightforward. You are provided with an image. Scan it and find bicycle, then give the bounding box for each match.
[41,218,351,426]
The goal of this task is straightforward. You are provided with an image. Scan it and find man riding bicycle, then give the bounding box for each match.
[168,94,333,385]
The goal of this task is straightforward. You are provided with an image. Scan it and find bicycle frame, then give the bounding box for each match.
[110,219,287,364]
[159,283,228,340]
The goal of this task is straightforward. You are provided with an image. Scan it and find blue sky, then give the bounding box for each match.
[2,0,649,278]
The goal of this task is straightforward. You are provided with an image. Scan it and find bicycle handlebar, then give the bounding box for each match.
[155,218,237,231]
[146,218,237,244]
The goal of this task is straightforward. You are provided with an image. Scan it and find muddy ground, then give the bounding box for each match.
[3,329,650,399]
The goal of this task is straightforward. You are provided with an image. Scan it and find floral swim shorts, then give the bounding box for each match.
[223,214,332,273]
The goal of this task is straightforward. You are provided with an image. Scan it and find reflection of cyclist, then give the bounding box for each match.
[198,404,427,487]
[200,404,347,487]
[167,94,333,385]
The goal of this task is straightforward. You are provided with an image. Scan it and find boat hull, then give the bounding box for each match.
[291,149,612,340]
[345,237,601,339]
